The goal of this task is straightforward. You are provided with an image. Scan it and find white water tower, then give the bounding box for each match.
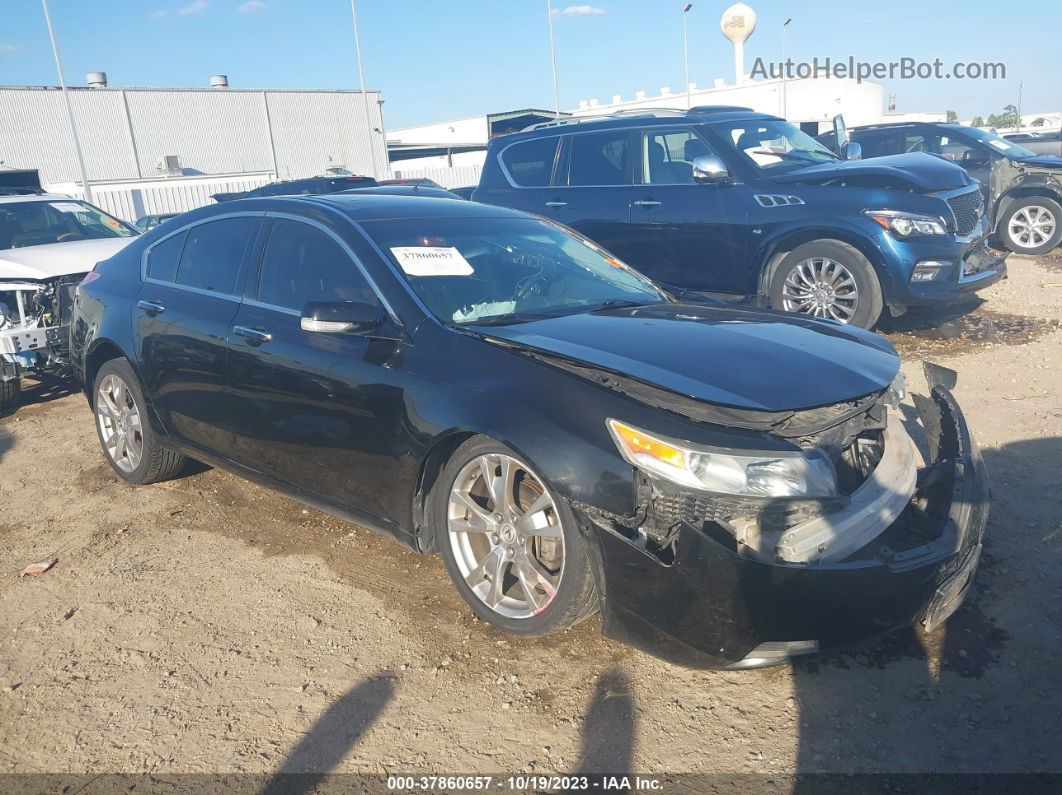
[721,3,757,84]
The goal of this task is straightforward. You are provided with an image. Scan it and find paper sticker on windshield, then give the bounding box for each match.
[988,139,1010,151]
[391,246,473,276]
[51,202,86,214]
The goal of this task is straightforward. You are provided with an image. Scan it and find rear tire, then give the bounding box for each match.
[92,358,186,484]
[998,196,1062,255]
[0,376,20,414]
[768,240,884,329]
[432,436,598,636]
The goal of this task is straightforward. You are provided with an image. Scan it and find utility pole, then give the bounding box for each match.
[350,0,377,176]
[781,17,791,118]
[683,4,693,109]
[546,0,561,116]
[41,0,92,202]
[1016,80,1023,130]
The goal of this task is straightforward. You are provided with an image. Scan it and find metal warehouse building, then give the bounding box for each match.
[0,76,388,219]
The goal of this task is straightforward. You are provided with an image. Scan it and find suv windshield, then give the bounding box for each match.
[714,120,839,172]
[361,216,667,325]
[0,200,138,250]
[959,127,1037,159]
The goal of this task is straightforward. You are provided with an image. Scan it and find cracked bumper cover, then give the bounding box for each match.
[578,364,990,669]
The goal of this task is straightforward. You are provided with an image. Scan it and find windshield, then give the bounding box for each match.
[715,120,839,172]
[361,216,667,326]
[0,200,138,251]
[960,128,1038,159]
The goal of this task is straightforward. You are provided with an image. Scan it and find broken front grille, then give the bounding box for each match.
[945,188,983,236]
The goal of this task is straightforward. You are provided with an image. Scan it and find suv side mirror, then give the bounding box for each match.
[301,299,384,334]
[961,149,991,166]
[843,141,862,161]
[692,155,730,184]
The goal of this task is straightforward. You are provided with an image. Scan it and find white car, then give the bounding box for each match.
[1,192,138,412]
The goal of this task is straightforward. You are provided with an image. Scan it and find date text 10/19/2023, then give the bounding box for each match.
[387,775,664,791]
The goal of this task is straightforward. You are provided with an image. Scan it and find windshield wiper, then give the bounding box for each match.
[464,312,556,326]
[749,148,836,163]
[587,298,654,313]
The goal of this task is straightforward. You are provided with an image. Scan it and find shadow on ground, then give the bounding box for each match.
[261,674,395,795]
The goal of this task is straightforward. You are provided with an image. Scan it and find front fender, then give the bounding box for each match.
[752,217,899,299]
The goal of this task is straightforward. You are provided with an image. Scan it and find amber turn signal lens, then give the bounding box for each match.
[609,420,686,469]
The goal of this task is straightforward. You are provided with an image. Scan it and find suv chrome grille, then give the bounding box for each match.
[946,188,983,236]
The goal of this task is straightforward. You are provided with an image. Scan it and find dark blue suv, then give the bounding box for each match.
[473,108,1006,328]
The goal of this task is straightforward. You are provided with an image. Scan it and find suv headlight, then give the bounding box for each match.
[864,209,948,237]
[607,419,837,497]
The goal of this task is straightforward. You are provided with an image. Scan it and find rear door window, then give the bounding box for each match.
[568,131,632,186]
[146,230,187,282]
[174,217,258,295]
[501,137,560,187]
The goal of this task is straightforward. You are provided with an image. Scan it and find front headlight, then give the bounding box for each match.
[607,419,838,498]
[864,209,948,237]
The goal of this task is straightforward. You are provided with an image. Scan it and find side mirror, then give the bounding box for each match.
[961,149,990,166]
[692,155,730,184]
[300,299,384,334]
[843,141,862,161]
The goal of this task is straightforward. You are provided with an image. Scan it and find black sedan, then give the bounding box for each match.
[70,195,988,669]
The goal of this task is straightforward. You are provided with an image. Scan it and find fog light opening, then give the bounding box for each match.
[911,260,950,282]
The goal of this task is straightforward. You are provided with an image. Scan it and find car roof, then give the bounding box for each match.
[0,192,75,204]
[851,122,967,132]
[492,107,780,146]
[307,194,529,222]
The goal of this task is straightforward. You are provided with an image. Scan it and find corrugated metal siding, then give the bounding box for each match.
[0,87,389,186]
[267,91,386,180]
[0,88,133,183]
[126,90,274,176]
[391,164,482,189]
[55,173,274,222]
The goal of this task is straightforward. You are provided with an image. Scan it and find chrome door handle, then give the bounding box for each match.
[633,200,662,207]
[233,325,272,345]
[545,201,568,208]
[136,300,165,315]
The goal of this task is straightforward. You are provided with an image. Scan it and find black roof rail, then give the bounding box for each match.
[687,105,756,114]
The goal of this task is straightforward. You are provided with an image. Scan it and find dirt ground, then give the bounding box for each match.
[1,254,1060,786]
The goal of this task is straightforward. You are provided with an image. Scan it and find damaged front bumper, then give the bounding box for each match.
[579,363,990,669]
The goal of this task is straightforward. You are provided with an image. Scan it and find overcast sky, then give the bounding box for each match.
[1,0,1056,129]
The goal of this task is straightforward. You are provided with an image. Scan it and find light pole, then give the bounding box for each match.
[349,0,377,176]
[781,17,791,118]
[41,0,92,202]
[683,4,693,109]
[546,0,561,116]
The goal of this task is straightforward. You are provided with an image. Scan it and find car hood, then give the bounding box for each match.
[1013,154,1062,170]
[477,304,900,412]
[0,238,134,281]
[771,152,969,192]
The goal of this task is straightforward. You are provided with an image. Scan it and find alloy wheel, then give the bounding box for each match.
[447,453,564,619]
[96,374,144,474]
[781,256,860,323]
[1008,205,1056,250]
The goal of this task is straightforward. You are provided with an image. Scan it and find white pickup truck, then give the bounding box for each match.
[1,192,139,413]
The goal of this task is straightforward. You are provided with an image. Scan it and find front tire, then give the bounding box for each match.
[92,358,185,484]
[432,436,598,636]
[0,376,20,414]
[768,240,883,329]
[999,196,1061,255]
